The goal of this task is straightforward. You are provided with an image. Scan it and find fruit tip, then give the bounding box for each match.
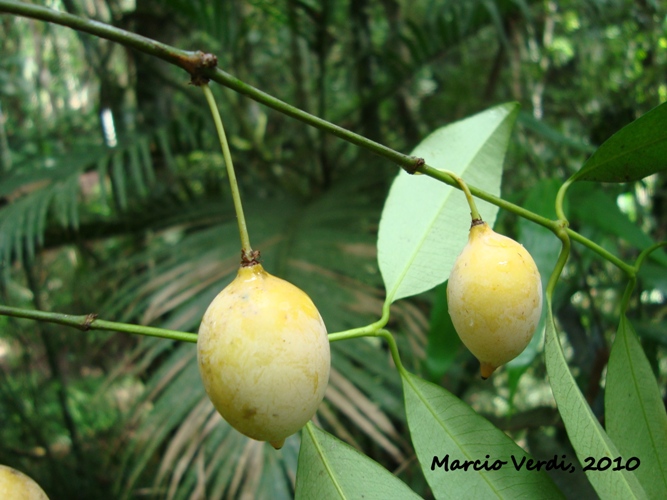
[480,362,496,380]
[269,439,285,450]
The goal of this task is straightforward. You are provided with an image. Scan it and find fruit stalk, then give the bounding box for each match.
[445,171,481,222]
[201,83,254,262]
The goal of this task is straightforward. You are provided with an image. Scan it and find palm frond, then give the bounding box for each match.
[0,112,214,278]
[103,171,425,497]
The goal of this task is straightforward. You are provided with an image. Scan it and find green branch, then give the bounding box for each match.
[0,305,198,343]
[202,67,424,173]
[546,225,571,301]
[443,171,481,221]
[0,0,636,275]
[421,165,558,230]
[619,241,667,313]
[0,0,215,76]
[567,230,634,275]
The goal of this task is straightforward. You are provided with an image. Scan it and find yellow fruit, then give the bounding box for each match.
[197,263,330,449]
[0,465,49,500]
[447,221,542,379]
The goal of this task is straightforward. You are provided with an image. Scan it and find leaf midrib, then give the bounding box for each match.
[619,316,667,493]
[306,422,347,499]
[387,116,506,303]
[579,131,667,180]
[403,373,503,498]
[546,307,642,499]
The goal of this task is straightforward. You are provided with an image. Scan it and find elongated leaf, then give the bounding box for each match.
[544,302,647,499]
[606,315,667,499]
[295,423,420,500]
[517,111,596,154]
[378,103,518,302]
[401,371,562,499]
[572,101,667,182]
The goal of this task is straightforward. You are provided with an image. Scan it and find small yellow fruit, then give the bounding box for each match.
[447,221,542,379]
[197,263,330,449]
[0,465,49,499]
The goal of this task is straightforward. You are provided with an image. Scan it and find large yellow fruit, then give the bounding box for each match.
[447,221,542,379]
[197,263,330,449]
[0,465,49,499]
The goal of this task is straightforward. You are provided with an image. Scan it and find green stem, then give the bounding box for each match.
[554,177,635,275]
[0,0,211,76]
[25,263,83,466]
[327,323,378,342]
[545,175,574,301]
[327,299,404,378]
[619,241,667,313]
[619,279,636,315]
[0,305,198,343]
[329,327,406,375]
[421,165,558,230]
[633,241,667,272]
[205,68,424,173]
[567,230,634,275]
[377,329,408,376]
[546,224,571,301]
[0,1,638,275]
[327,299,391,342]
[201,83,253,257]
[444,171,481,221]
[555,178,573,222]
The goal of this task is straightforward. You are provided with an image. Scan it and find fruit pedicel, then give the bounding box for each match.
[196,84,330,449]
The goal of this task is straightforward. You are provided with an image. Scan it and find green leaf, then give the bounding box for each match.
[295,423,421,500]
[401,371,563,499]
[544,302,647,499]
[517,111,596,154]
[571,101,667,182]
[377,102,518,302]
[606,315,667,499]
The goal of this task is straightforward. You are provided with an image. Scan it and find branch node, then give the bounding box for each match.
[187,51,218,86]
[402,156,425,175]
[82,313,98,331]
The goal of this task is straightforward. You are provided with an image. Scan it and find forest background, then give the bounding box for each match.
[0,0,666,498]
